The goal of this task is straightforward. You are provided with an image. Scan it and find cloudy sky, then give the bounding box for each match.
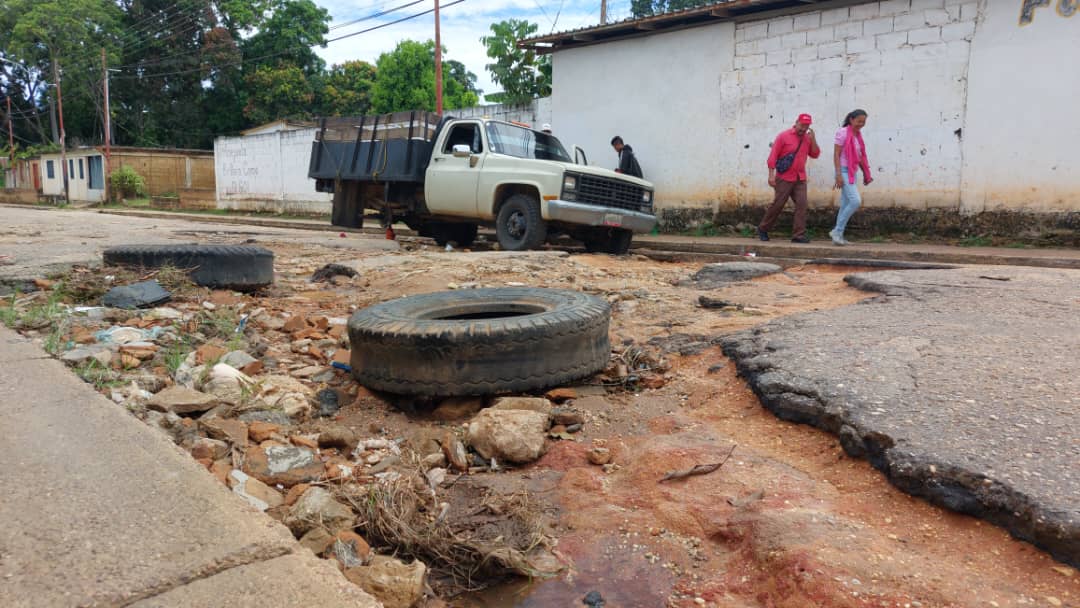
[312,0,635,97]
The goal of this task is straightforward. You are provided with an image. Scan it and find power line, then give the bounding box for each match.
[113,0,466,81]
[111,0,428,73]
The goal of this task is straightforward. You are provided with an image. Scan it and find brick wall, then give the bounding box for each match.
[722,0,980,210]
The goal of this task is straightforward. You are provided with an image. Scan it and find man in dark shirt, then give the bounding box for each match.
[610,136,643,178]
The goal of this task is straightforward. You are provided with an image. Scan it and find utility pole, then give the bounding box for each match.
[6,96,14,185]
[601,0,607,24]
[434,0,443,115]
[53,59,69,205]
[102,48,112,202]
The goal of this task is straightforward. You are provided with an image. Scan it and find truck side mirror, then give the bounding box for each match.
[452,144,472,158]
[574,145,588,166]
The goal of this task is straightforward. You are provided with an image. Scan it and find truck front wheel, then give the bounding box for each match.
[584,228,633,255]
[496,194,547,251]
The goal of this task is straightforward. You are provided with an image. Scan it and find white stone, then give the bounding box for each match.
[907,26,942,45]
[285,486,355,536]
[793,12,821,31]
[467,409,548,464]
[766,50,791,65]
[941,21,975,41]
[806,27,836,44]
[847,37,877,54]
[767,16,794,35]
[834,21,865,39]
[851,2,881,19]
[876,31,909,49]
[782,32,807,48]
[924,8,951,25]
[864,16,895,35]
[879,0,912,15]
[741,22,768,40]
[817,42,845,59]
[894,12,929,30]
[821,7,850,25]
[735,54,766,70]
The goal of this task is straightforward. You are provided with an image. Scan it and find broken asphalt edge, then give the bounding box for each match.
[83,207,1080,271]
[0,326,379,608]
[719,275,1080,569]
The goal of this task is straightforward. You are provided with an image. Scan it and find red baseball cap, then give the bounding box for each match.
[797,113,813,125]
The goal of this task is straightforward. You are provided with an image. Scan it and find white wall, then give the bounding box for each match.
[452,98,553,128]
[960,1,1080,212]
[214,128,332,214]
[552,25,734,212]
[552,0,1080,216]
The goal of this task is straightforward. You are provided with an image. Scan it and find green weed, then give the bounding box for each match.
[958,235,993,248]
[75,359,124,391]
[868,235,888,244]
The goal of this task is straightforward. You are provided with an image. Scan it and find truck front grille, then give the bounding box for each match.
[572,174,650,213]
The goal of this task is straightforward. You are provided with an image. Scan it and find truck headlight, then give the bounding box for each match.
[642,190,653,203]
[563,175,577,191]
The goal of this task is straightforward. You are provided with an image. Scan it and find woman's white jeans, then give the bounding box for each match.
[833,167,862,236]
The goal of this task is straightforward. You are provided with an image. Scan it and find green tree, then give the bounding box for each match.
[480,19,550,105]
[5,0,122,144]
[316,60,376,116]
[631,0,708,18]
[371,40,479,114]
[242,0,329,75]
[242,64,314,124]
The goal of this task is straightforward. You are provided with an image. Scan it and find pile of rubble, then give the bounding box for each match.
[7,264,655,606]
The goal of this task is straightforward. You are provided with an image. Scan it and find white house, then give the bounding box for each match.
[38,149,107,203]
[525,0,1080,232]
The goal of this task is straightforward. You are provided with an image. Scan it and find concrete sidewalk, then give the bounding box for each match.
[92,207,1080,270]
[0,327,380,607]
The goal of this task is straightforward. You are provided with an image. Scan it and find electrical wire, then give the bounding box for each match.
[112,0,467,81]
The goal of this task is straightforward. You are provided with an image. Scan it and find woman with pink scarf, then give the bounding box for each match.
[829,109,873,246]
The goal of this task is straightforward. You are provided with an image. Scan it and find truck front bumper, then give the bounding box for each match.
[544,200,657,234]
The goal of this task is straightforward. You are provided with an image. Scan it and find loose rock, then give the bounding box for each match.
[319,427,357,450]
[545,387,578,402]
[328,530,371,568]
[689,262,781,288]
[430,396,485,421]
[251,375,313,419]
[147,386,219,415]
[299,527,335,555]
[243,445,323,487]
[587,447,612,466]
[491,396,552,415]
[248,421,282,443]
[442,433,469,472]
[315,388,341,418]
[467,409,548,464]
[191,437,229,461]
[344,555,427,608]
[284,486,356,536]
[229,469,285,511]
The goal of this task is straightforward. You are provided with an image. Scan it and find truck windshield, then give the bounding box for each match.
[486,122,572,162]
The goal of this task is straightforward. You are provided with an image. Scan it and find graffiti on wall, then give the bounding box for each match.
[1020,0,1078,24]
[217,144,261,195]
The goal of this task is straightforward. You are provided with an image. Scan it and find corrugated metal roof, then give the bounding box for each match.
[521,0,828,52]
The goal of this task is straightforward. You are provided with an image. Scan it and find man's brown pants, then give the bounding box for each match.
[758,179,808,239]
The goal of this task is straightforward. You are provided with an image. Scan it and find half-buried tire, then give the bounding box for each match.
[103,244,274,292]
[348,288,611,397]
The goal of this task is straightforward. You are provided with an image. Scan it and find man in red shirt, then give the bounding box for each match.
[758,113,820,243]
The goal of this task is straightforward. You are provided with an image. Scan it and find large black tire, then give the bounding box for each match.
[348,288,611,396]
[103,244,274,292]
[429,222,478,248]
[495,194,547,251]
[584,228,634,255]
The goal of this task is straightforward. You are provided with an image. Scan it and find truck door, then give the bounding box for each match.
[425,121,484,217]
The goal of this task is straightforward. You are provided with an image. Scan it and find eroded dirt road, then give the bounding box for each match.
[2,207,1076,608]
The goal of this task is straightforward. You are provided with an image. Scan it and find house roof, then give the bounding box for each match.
[241,119,318,136]
[520,0,833,53]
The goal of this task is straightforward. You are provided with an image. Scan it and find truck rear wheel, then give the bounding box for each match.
[496,194,547,251]
[584,228,634,255]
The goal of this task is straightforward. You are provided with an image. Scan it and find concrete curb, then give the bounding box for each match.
[0,327,380,607]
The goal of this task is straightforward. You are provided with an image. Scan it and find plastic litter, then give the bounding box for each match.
[95,326,166,345]
[331,361,351,373]
[101,279,171,309]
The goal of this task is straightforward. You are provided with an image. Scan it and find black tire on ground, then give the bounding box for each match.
[331,180,362,229]
[584,228,634,255]
[430,222,478,248]
[348,288,611,396]
[495,194,547,251]
[103,244,274,292]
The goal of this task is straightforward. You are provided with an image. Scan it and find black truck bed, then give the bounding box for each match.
[308,111,443,184]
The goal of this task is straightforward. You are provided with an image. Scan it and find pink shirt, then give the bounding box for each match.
[835,128,861,166]
[767,128,821,182]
